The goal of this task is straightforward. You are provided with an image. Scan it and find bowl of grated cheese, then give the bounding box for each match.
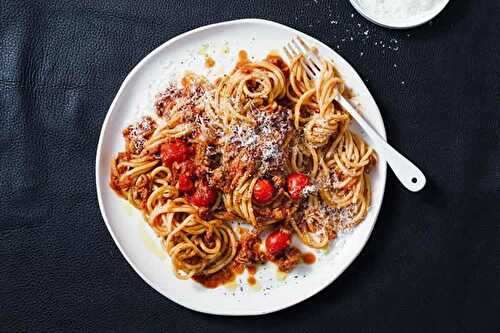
[350,0,450,29]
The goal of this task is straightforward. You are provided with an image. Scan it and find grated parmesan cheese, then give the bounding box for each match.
[356,0,443,20]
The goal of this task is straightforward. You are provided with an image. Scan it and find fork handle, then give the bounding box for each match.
[336,95,426,192]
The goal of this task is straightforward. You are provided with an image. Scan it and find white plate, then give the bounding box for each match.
[95,18,387,316]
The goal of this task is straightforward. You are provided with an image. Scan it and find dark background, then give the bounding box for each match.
[1,0,499,331]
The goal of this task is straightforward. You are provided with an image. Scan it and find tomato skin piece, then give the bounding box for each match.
[287,172,310,200]
[160,139,191,167]
[252,179,275,205]
[178,174,194,193]
[266,230,292,255]
[189,182,217,207]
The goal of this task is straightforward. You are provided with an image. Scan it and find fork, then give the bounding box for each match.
[284,36,426,192]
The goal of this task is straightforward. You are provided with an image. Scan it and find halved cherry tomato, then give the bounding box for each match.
[266,230,292,255]
[178,174,194,193]
[190,182,217,207]
[287,172,310,200]
[252,179,274,205]
[160,139,191,167]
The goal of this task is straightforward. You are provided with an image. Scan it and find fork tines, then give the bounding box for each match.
[283,36,324,78]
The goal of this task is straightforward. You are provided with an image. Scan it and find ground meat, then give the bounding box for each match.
[205,144,222,169]
[133,174,152,206]
[117,152,132,161]
[110,152,135,195]
[155,84,188,117]
[110,175,121,193]
[192,143,210,177]
[255,206,293,221]
[215,211,237,221]
[119,176,133,192]
[155,97,177,118]
[326,225,337,241]
[198,207,214,221]
[226,156,254,190]
[234,231,266,265]
[209,151,256,193]
[169,233,183,244]
[155,78,212,120]
[209,167,225,189]
[122,117,157,154]
[192,267,234,288]
[184,256,202,266]
[255,208,273,218]
[270,247,302,272]
[170,159,208,187]
[202,229,216,249]
[114,152,133,174]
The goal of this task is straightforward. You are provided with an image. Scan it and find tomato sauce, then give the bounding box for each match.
[232,262,245,275]
[265,52,290,78]
[205,56,215,68]
[247,265,257,275]
[181,75,192,88]
[192,268,235,288]
[302,252,316,265]
[236,50,249,69]
[247,276,257,286]
[192,261,247,288]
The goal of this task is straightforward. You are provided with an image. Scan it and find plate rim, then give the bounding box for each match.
[95,18,387,316]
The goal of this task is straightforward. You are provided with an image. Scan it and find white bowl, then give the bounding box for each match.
[350,0,450,29]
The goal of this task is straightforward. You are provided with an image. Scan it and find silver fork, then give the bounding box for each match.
[284,36,426,192]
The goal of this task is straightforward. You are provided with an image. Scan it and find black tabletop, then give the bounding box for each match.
[1,0,499,331]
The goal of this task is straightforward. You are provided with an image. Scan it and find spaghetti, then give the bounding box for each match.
[110,50,376,287]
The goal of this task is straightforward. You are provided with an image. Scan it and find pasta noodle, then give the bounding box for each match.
[109,50,376,287]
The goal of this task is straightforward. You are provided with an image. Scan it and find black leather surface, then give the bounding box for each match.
[1,0,499,331]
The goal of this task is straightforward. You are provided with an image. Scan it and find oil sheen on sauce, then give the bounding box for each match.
[276,270,288,281]
[224,279,238,291]
[139,222,166,260]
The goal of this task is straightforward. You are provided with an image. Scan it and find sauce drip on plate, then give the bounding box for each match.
[205,56,215,68]
[236,50,249,68]
[192,267,235,288]
[247,276,257,286]
[302,252,316,265]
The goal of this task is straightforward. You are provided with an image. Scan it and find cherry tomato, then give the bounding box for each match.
[178,174,194,193]
[287,172,310,200]
[252,179,274,204]
[266,230,292,255]
[190,182,217,207]
[160,139,191,167]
